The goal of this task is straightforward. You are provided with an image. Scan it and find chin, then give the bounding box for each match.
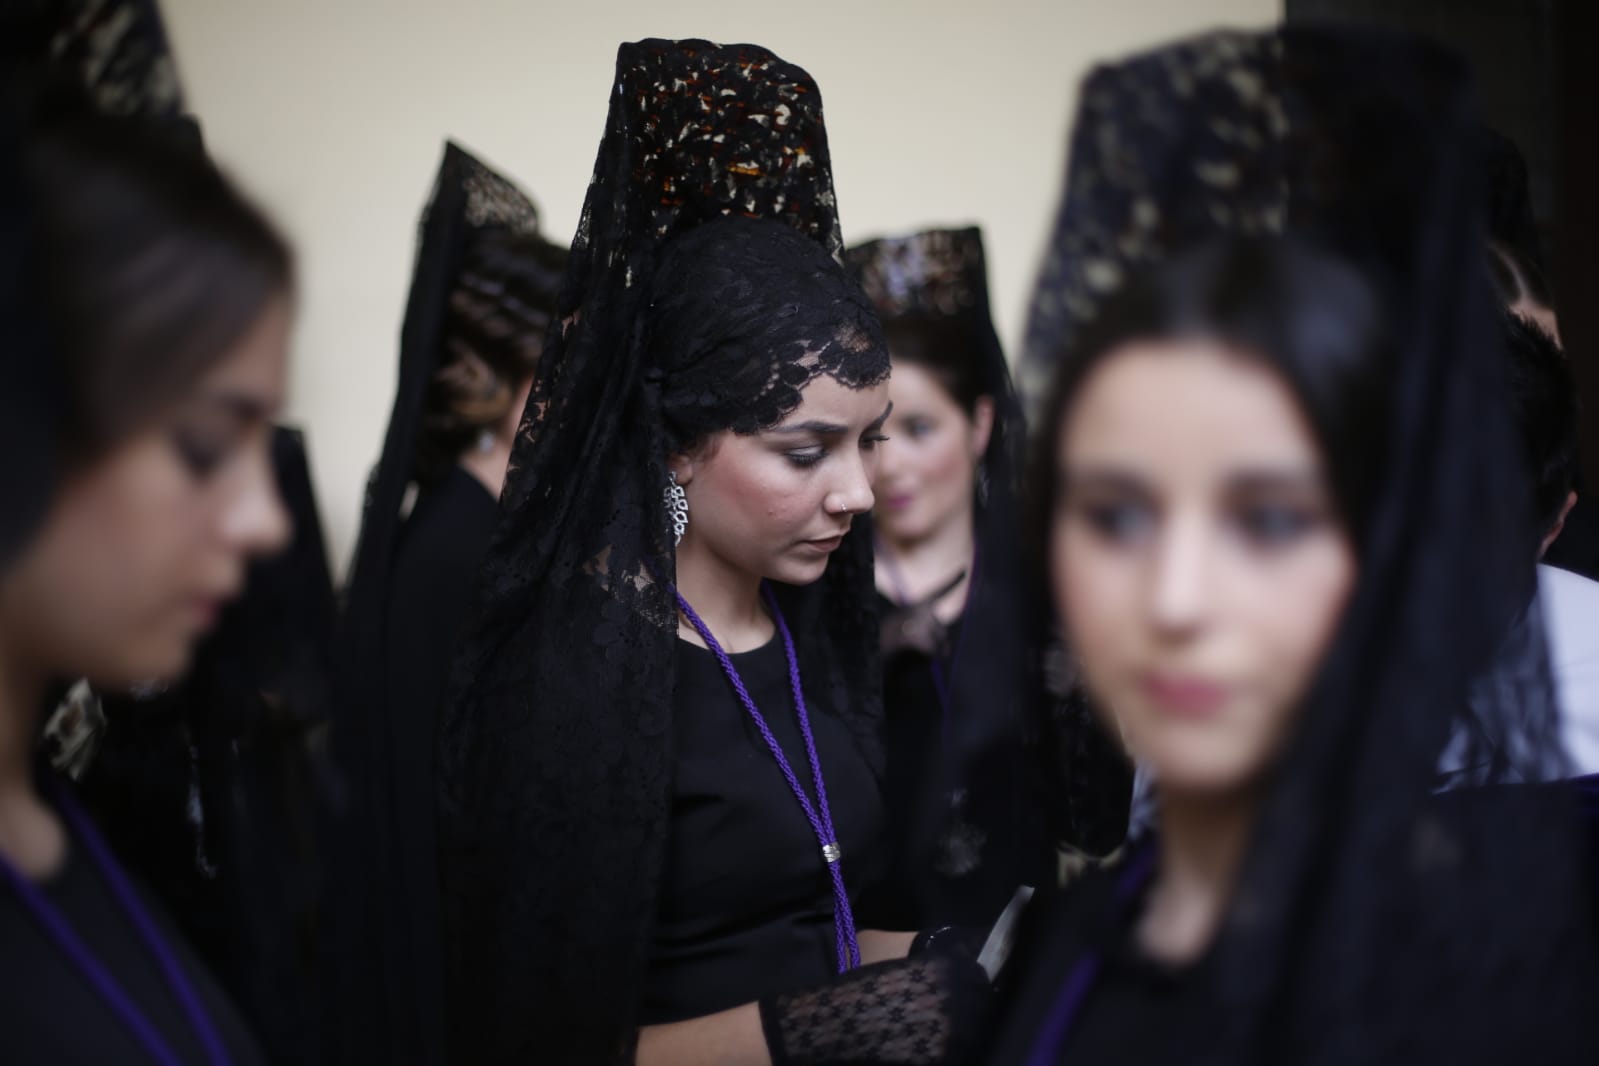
[769,553,832,587]
[1143,746,1267,797]
[877,512,929,544]
[91,643,195,692]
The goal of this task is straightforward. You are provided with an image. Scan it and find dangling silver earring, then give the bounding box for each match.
[476,429,496,454]
[665,471,689,546]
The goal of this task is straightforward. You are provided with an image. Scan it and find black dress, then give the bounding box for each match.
[984,853,1193,1066]
[641,635,886,1024]
[386,465,501,727]
[864,592,1049,933]
[2,819,268,1065]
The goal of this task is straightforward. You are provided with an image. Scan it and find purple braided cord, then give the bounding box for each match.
[50,782,235,1066]
[0,779,235,1066]
[0,853,188,1066]
[675,584,862,972]
[1023,842,1158,1066]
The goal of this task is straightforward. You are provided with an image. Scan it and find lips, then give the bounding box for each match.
[1141,673,1229,718]
[882,493,915,512]
[800,531,849,553]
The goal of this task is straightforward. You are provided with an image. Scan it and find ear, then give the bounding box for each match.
[667,451,696,488]
[1540,490,1579,558]
[970,396,996,460]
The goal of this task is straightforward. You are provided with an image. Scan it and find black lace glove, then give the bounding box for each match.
[758,955,992,1066]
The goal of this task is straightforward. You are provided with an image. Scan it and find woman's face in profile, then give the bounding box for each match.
[1,297,295,688]
[671,374,892,588]
[1050,338,1357,797]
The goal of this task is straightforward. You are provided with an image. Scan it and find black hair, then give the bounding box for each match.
[880,313,988,417]
[1500,310,1578,534]
[1028,235,1391,575]
[413,230,567,485]
[24,111,292,460]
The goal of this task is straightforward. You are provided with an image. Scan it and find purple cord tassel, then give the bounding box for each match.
[676,583,862,973]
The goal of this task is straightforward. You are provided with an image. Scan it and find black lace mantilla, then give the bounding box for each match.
[6,0,184,117]
[330,141,544,1066]
[438,40,886,1065]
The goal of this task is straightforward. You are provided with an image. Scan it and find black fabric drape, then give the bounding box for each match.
[329,142,543,1066]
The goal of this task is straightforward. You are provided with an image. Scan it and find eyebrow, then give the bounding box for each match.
[771,401,894,437]
[193,390,283,423]
[1060,464,1326,494]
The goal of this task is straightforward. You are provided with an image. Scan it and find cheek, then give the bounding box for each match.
[699,458,814,539]
[1245,540,1356,711]
[1054,525,1140,679]
[13,455,211,681]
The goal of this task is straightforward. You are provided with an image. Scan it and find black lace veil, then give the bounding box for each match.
[1,0,184,564]
[436,40,887,1063]
[330,141,546,1066]
[1020,26,1596,1062]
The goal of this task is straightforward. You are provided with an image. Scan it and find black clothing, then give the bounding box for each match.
[643,637,884,1023]
[865,594,1048,931]
[987,852,1185,1066]
[386,466,499,732]
[333,143,547,1066]
[991,789,1599,1065]
[847,228,1061,927]
[3,802,268,1066]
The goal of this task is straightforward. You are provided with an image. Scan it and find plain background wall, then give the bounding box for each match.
[161,0,1280,578]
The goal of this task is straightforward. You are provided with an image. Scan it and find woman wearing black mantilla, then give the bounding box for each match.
[332,140,564,1066]
[437,39,990,1066]
[845,228,1055,932]
[990,26,1599,1065]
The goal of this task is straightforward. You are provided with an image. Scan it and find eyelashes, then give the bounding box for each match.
[172,430,230,479]
[1069,497,1327,551]
[784,434,890,469]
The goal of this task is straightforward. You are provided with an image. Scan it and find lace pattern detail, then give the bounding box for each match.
[761,956,991,1066]
[847,227,989,320]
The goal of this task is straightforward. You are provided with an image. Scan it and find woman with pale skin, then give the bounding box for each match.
[873,333,995,630]
[856,257,1060,931]
[988,235,1599,1064]
[2,114,293,1063]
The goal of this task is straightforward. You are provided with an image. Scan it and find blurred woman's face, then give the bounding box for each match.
[1050,339,1356,796]
[1,297,294,687]
[671,375,892,588]
[873,359,993,545]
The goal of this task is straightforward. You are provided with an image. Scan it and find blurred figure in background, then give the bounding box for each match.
[848,227,1054,931]
[2,2,297,1059]
[1496,311,1599,776]
[332,142,565,1066]
[991,26,1599,1065]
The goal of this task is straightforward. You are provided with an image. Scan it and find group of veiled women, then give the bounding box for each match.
[5,2,1599,1064]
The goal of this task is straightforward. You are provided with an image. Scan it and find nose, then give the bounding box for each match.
[1146,509,1210,638]
[825,448,877,518]
[222,440,293,559]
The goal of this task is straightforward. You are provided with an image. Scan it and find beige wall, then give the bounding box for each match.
[161,0,1280,578]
